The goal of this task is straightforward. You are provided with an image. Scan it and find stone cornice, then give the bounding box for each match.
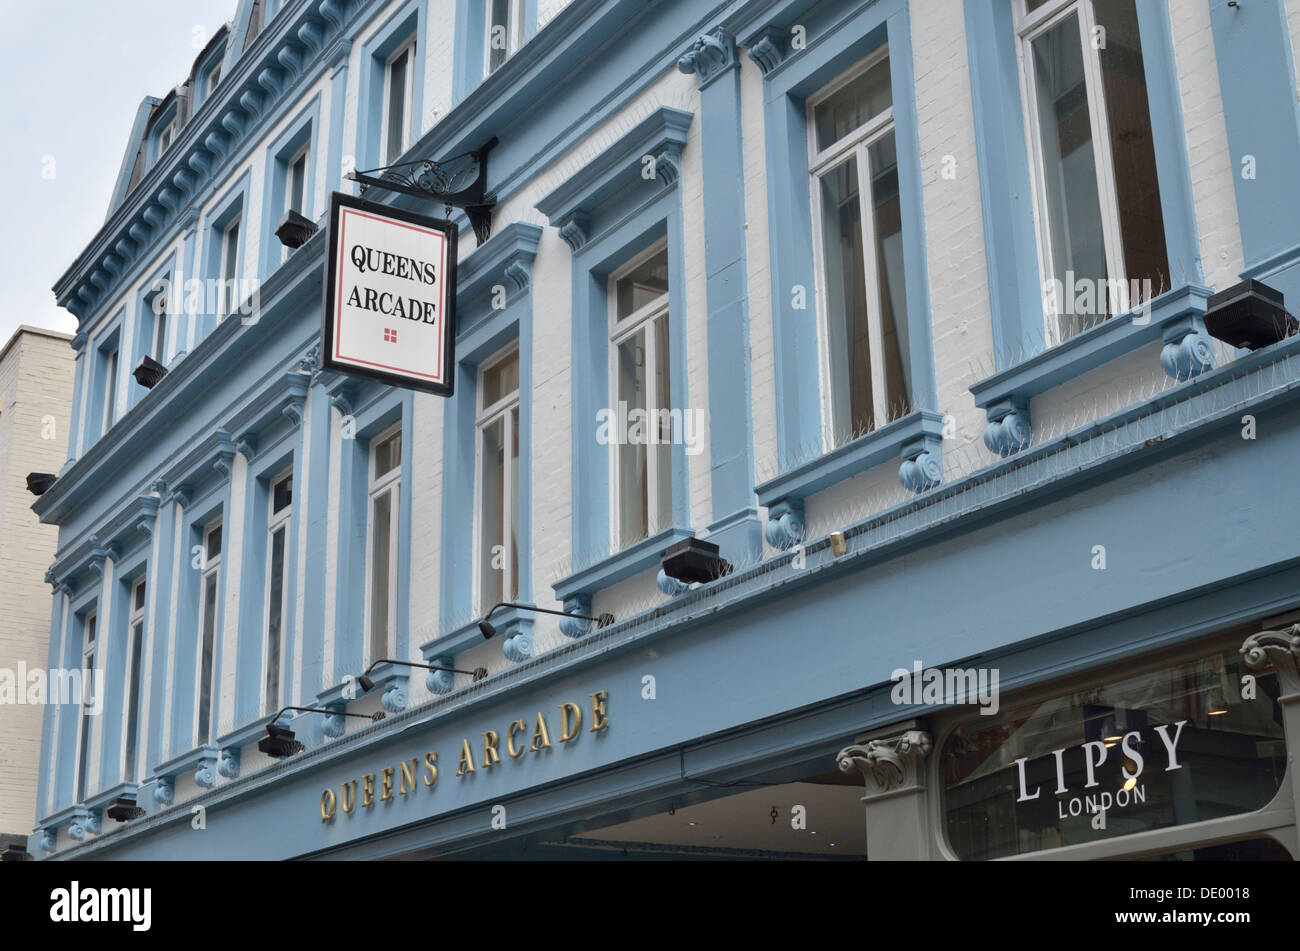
[837,725,932,799]
[455,221,544,306]
[676,28,739,88]
[52,0,363,326]
[534,106,693,251]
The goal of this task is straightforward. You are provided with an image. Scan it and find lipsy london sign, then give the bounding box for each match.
[321,192,457,395]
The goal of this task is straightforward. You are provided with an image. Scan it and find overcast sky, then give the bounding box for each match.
[0,0,238,348]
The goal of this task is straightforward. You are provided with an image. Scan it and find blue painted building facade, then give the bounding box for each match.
[27,0,1300,860]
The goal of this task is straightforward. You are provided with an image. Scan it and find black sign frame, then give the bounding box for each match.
[321,191,458,396]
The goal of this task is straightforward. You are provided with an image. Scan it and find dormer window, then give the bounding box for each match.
[207,62,222,96]
[157,119,175,156]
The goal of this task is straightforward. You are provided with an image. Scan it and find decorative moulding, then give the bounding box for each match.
[535,106,694,252]
[1241,625,1300,696]
[677,29,739,89]
[552,525,695,604]
[970,283,1214,456]
[837,725,932,799]
[455,221,544,308]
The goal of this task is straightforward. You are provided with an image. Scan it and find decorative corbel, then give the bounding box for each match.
[677,28,739,88]
[504,258,531,291]
[746,26,788,75]
[381,681,408,714]
[136,494,161,538]
[982,396,1031,457]
[217,748,241,779]
[153,776,175,805]
[37,829,56,854]
[1160,313,1214,382]
[559,596,594,639]
[194,749,220,788]
[1242,625,1300,696]
[898,434,943,494]
[235,432,258,462]
[320,703,347,738]
[426,656,456,695]
[557,213,589,253]
[213,430,237,476]
[764,497,805,550]
[283,370,310,425]
[837,729,933,797]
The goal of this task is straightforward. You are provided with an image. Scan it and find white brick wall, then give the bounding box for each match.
[0,329,74,837]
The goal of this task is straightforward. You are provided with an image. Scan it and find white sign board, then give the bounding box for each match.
[322,192,457,395]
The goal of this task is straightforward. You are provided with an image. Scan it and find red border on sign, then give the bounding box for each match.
[333,207,449,382]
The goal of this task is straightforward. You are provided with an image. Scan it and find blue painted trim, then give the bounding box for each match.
[755,409,945,507]
[452,0,488,106]
[552,525,694,603]
[199,169,253,344]
[1209,0,1300,306]
[299,379,333,701]
[105,98,160,221]
[96,547,149,793]
[324,40,354,195]
[145,100,181,170]
[142,497,176,780]
[258,93,322,277]
[128,257,176,409]
[34,589,67,822]
[85,313,124,446]
[969,283,1212,411]
[65,344,87,468]
[356,0,428,173]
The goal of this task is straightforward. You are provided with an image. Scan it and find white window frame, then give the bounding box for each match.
[806,45,898,444]
[101,346,119,434]
[282,144,311,263]
[474,344,521,612]
[157,119,175,157]
[207,62,223,97]
[124,576,147,782]
[365,423,402,667]
[484,0,527,77]
[380,36,418,165]
[1015,0,1129,345]
[75,610,98,802]
[263,469,293,713]
[607,237,671,550]
[219,216,241,316]
[195,518,223,746]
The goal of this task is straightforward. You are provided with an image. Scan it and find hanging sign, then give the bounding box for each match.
[321,192,457,395]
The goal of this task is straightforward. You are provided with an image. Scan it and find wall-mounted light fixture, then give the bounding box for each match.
[661,537,732,585]
[132,355,168,389]
[1204,279,1296,350]
[1,843,32,862]
[106,797,146,822]
[477,601,614,640]
[356,658,487,692]
[259,706,385,758]
[26,472,56,496]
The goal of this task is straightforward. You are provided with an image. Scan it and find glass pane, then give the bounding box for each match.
[272,475,292,513]
[479,416,505,608]
[869,133,911,420]
[289,153,307,215]
[616,328,648,547]
[1030,14,1109,340]
[206,523,222,560]
[369,488,392,661]
[153,313,167,361]
[77,711,91,800]
[133,579,147,611]
[818,157,872,439]
[374,431,401,478]
[482,350,519,407]
[813,56,892,153]
[489,0,511,73]
[198,572,218,743]
[615,248,670,320]
[652,315,672,532]
[265,525,285,711]
[386,48,409,163]
[942,646,1286,861]
[1094,0,1169,298]
[1129,837,1293,862]
[104,351,118,429]
[85,614,97,646]
[125,621,143,780]
[508,405,520,601]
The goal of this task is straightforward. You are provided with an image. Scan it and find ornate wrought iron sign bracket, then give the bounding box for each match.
[347,137,498,245]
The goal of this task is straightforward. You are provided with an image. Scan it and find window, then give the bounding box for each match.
[486,0,526,76]
[101,346,119,434]
[124,577,146,782]
[808,48,912,442]
[263,471,292,713]
[157,120,175,156]
[75,611,97,802]
[1017,0,1168,343]
[219,217,241,315]
[608,241,672,550]
[366,426,401,666]
[286,146,309,217]
[476,347,520,610]
[243,0,265,51]
[196,519,222,745]
[207,62,222,95]
[381,37,417,165]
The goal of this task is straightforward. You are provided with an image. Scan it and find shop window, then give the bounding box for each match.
[808,48,911,439]
[366,424,402,666]
[1017,0,1169,342]
[75,610,98,801]
[263,470,292,713]
[124,576,146,782]
[196,519,223,744]
[941,645,1286,860]
[1116,836,1292,862]
[608,240,672,551]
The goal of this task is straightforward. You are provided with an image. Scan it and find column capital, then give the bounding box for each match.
[1242,625,1300,696]
[837,722,932,800]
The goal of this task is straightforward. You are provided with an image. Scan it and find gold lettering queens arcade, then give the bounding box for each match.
[320,691,609,822]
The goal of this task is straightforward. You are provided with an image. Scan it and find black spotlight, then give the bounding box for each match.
[1204,279,1297,350]
[26,472,56,496]
[258,722,305,758]
[472,667,488,682]
[132,355,168,389]
[357,674,375,692]
[275,209,319,249]
[661,537,733,585]
[478,618,497,639]
[106,797,146,822]
[1,844,32,862]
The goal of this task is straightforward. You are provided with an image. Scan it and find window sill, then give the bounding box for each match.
[970,283,1213,455]
[755,409,947,536]
[552,525,695,605]
[422,601,536,671]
